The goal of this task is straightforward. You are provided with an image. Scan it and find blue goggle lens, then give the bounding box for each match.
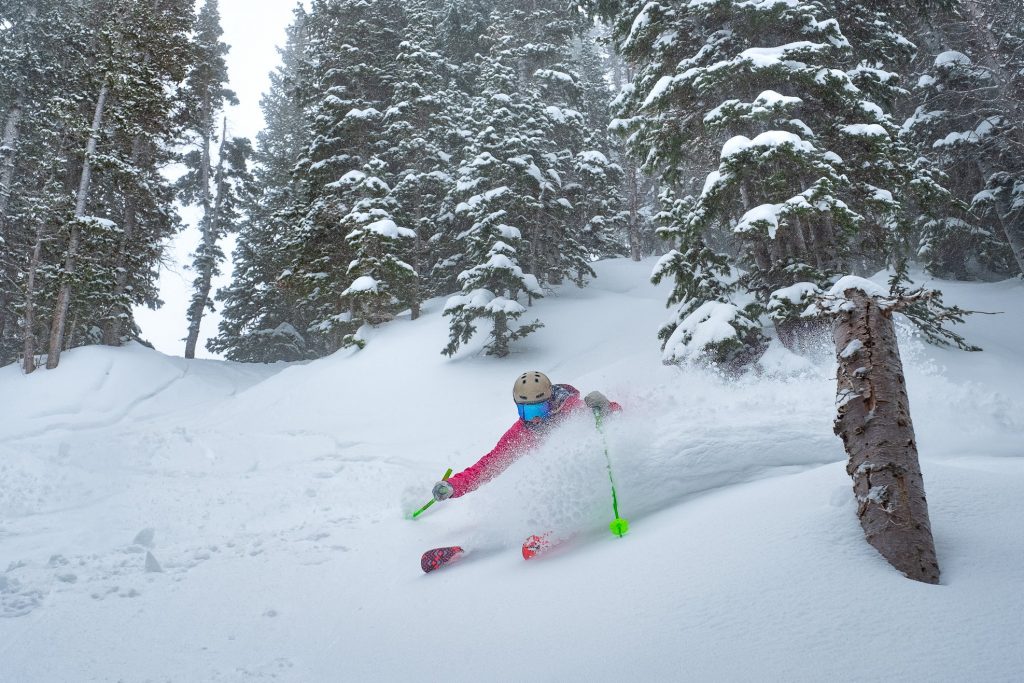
[517,400,552,421]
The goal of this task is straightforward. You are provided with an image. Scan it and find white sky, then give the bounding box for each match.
[133,0,302,359]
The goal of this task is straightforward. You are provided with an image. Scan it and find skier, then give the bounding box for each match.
[429,371,621,503]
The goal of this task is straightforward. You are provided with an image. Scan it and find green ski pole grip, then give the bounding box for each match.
[411,468,453,519]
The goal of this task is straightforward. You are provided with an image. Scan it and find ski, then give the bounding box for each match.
[420,545,465,573]
[522,532,572,560]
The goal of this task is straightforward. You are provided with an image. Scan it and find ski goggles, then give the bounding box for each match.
[517,399,552,422]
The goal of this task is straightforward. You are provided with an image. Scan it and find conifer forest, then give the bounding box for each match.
[1,0,1021,371]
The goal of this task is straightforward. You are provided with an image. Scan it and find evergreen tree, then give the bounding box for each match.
[178,0,240,359]
[904,0,1023,278]
[95,0,194,348]
[441,41,547,357]
[210,6,314,362]
[0,0,92,367]
[334,157,416,348]
[2,0,194,370]
[592,0,954,363]
[571,32,629,260]
[383,4,468,318]
[277,0,406,355]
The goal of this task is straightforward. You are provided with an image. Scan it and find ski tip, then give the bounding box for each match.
[521,533,549,560]
[421,546,465,573]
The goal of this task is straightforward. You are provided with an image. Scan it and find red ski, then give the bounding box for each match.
[420,546,465,573]
[522,532,573,560]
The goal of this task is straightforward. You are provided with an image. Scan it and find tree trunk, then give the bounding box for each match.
[833,289,940,584]
[626,162,642,261]
[22,222,46,374]
[0,102,24,342]
[0,102,22,227]
[492,311,508,358]
[48,81,109,369]
[184,116,225,359]
[411,206,422,321]
[788,216,809,257]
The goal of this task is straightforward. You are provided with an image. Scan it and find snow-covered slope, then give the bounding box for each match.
[1,259,1022,681]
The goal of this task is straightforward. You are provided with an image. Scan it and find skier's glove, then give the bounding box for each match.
[432,480,454,502]
[585,391,611,415]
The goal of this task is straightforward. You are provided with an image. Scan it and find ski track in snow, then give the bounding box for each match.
[0,260,1022,679]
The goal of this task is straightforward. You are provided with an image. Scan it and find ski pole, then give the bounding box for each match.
[410,468,453,519]
[593,410,629,537]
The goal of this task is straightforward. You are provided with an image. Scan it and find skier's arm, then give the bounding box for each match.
[446,422,535,498]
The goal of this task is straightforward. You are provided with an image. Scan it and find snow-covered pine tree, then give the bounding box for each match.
[210,6,314,362]
[436,0,492,68]
[9,0,197,370]
[904,0,1023,278]
[604,27,659,261]
[0,0,93,367]
[334,157,416,348]
[42,0,144,369]
[502,1,601,288]
[570,32,629,262]
[280,0,405,355]
[383,1,467,319]
[178,0,240,359]
[179,121,254,360]
[442,40,545,357]
[94,0,194,348]
[596,0,951,364]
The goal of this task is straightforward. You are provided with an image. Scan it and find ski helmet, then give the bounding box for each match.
[513,371,553,404]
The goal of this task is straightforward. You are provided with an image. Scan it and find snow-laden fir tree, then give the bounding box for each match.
[382,1,468,319]
[903,0,1023,278]
[94,0,194,349]
[210,6,314,362]
[177,0,241,359]
[442,41,547,357]
[0,0,92,367]
[278,0,406,355]
[595,0,953,364]
[334,157,416,348]
[499,1,604,287]
[1,0,194,370]
[570,32,630,261]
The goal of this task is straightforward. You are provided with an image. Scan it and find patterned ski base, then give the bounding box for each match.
[421,546,465,573]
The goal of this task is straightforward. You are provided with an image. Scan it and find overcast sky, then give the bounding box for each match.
[133,1,301,359]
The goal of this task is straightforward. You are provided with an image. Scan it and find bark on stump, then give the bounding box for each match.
[833,289,940,584]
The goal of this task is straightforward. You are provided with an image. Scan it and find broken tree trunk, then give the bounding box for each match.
[832,288,940,584]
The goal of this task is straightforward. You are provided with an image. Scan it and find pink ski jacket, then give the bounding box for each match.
[447,384,621,498]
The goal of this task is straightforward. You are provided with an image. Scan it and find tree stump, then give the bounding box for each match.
[833,288,940,584]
